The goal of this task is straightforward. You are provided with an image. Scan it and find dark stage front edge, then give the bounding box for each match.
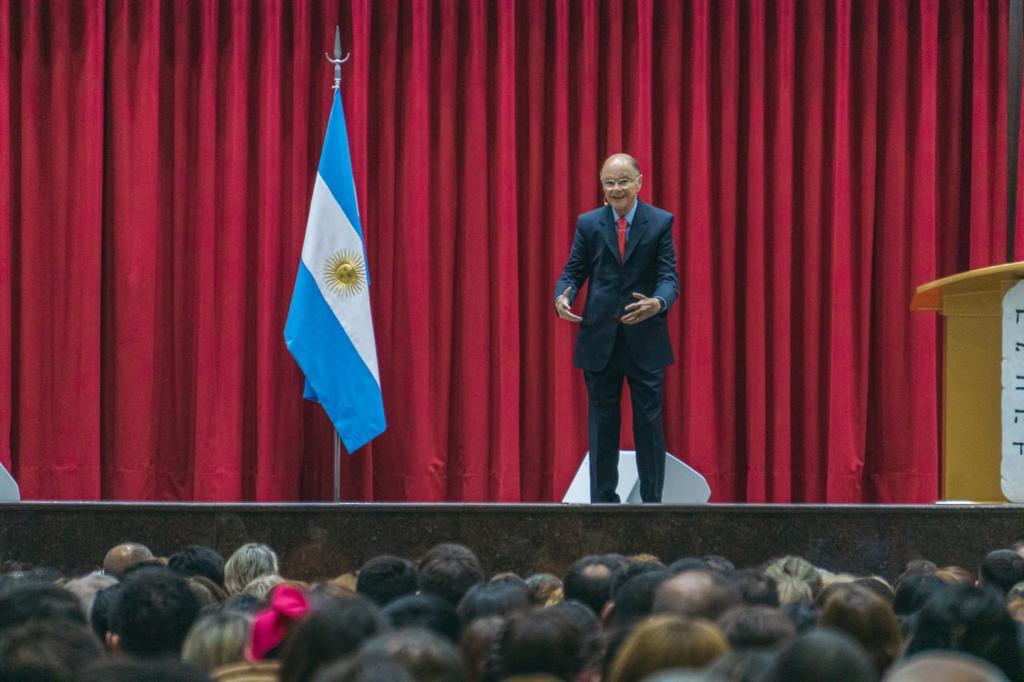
[0,503,1018,582]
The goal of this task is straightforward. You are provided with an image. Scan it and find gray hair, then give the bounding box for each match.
[224,543,280,595]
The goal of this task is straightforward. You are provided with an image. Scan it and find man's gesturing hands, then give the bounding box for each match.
[620,292,662,324]
[555,287,582,323]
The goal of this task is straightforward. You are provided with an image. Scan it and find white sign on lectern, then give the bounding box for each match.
[0,464,19,502]
[1002,282,1024,502]
[562,451,711,504]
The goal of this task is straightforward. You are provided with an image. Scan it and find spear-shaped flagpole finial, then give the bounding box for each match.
[325,25,350,91]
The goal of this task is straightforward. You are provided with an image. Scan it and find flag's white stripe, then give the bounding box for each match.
[301,174,381,385]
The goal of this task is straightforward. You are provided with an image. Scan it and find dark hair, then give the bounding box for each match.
[279,595,389,682]
[168,546,226,588]
[312,654,415,682]
[780,601,819,634]
[562,555,626,616]
[0,583,85,634]
[220,592,264,615]
[384,594,461,642]
[706,649,780,682]
[89,584,121,642]
[906,584,1024,681]
[487,608,585,682]
[768,628,876,682]
[819,585,901,675]
[731,569,780,607]
[717,605,796,649]
[893,574,947,618]
[361,628,464,682]
[417,544,484,607]
[109,567,202,658]
[703,555,736,576]
[0,620,105,680]
[609,560,667,597]
[356,555,418,607]
[669,557,711,574]
[75,658,213,681]
[457,580,532,625]
[980,550,1024,595]
[607,570,670,628]
[852,577,895,604]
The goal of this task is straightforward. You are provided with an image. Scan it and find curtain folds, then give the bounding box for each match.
[0,0,1014,502]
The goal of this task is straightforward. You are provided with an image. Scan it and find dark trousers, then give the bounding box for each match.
[583,326,667,503]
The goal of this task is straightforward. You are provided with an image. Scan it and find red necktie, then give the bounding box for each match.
[616,216,628,261]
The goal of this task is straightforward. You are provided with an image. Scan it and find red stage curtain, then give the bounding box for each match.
[0,0,1014,502]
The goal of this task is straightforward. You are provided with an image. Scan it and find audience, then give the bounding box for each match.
[4,537,1024,681]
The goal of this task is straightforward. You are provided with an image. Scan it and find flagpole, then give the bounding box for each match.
[327,25,349,503]
[333,431,342,502]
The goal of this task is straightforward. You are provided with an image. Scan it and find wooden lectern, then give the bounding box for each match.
[912,262,1024,502]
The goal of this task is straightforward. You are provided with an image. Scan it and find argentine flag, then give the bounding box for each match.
[285,90,385,452]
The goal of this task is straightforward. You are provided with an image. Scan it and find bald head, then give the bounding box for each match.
[103,543,154,579]
[601,153,641,177]
[653,570,741,621]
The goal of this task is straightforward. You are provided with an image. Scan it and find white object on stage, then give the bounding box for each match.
[562,451,711,504]
[0,464,19,502]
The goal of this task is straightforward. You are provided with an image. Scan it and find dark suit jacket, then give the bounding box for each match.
[554,199,679,372]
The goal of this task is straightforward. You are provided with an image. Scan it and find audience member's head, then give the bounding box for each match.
[279,595,389,682]
[76,658,213,682]
[703,555,736,575]
[182,609,250,671]
[102,542,155,580]
[906,584,1023,681]
[884,651,1009,682]
[188,575,229,607]
[243,573,286,600]
[108,567,202,658]
[605,570,671,628]
[169,546,226,588]
[768,628,876,682]
[460,616,504,682]
[0,620,105,680]
[780,600,819,634]
[609,559,668,598]
[89,583,121,644]
[893,573,947,618]
[854,577,896,604]
[980,550,1024,595]
[64,571,118,621]
[224,543,280,595]
[776,576,814,605]
[0,582,84,633]
[563,554,626,616]
[607,615,728,682]
[763,556,822,598]
[653,569,742,621]
[524,573,563,607]
[221,592,264,615]
[717,605,796,649]
[457,579,532,626]
[356,555,418,607]
[731,568,780,607]
[706,649,780,682]
[819,585,901,676]
[384,594,461,642]
[934,565,975,586]
[312,654,415,682]
[489,608,586,682]
[417,544,485,607]
[361,628,464,682]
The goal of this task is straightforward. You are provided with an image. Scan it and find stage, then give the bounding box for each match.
[0,503,1016,581]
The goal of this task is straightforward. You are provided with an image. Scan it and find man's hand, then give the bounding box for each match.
[555,286,583,323]
[620,292,662,324]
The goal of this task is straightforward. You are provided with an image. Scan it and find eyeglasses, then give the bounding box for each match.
[601,176,639,190]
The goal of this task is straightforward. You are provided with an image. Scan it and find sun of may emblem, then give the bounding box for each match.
[323,250,367,297]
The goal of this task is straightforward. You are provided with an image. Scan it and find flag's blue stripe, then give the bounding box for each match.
[285,262,385,452]
[318,91,363,242]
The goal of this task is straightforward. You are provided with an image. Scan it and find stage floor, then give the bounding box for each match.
[0,503,1017,581]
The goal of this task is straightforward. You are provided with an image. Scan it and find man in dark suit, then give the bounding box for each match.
[554,153,679,502]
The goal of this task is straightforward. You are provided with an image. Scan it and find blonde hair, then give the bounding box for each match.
[608,615,728,682]
[242,574,285,600]
[182,610,250,671]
